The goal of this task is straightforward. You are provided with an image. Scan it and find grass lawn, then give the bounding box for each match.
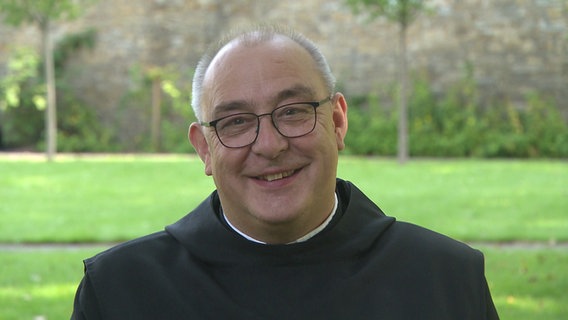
[0,246,566,320]
[0,154,215,243]
[338,157,567,242]
[0,247,106,320]
[1,154,566,243]
[480,246,568,320]
[0,154,566,319]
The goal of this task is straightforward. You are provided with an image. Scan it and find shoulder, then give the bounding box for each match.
[337,180,482,262]
[76,231,197,317]
[84,231,182,274]
[84,191,219,272]
[384,221,484,269]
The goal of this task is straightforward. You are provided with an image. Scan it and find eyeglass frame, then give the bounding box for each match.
[199,96,332,148]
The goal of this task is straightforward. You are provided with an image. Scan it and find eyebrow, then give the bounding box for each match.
[211,84,318,117]
[274,85,317,103]
[212,100,250,117]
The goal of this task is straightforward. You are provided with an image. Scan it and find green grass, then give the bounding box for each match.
[0,154,215,242]
[1,155,566,243]
[338,157,567,242]
[0,247,107,320]
[0,246,566,320]
[480,246,568,320]
[1,154,567,319]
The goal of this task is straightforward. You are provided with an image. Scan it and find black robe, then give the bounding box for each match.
[71,179,499,319]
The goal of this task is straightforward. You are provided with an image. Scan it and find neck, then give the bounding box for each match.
[223,193,338,244]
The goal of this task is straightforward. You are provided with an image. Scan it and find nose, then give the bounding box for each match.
[250,115,288,158]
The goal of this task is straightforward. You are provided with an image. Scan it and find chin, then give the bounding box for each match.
[253,200,305,223]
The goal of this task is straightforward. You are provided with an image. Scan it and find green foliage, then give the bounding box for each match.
[345,0,430,163]
[0,98,44,149]
[0,29,108,151]
[345,0,426,26]
[0,48,45,149]
[0,47,44,111]
[0,0,95,26]
[53,28,96,69]
[0,0,98,157]
[344,66,568,158]
[524,92,568,157]
[115,64,194,152]
[160,105,195,154]
[344,93,396,155]
[2,45,564,157]
[55,89,116,153]
[49,29,122,152]
[409,66,484,157]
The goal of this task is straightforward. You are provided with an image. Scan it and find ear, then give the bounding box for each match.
[189,123,213,176]
[331,93,348,151]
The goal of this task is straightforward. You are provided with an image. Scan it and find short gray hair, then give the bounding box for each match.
[191,25,336,121]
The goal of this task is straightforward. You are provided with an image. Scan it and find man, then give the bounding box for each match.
[71,25,499,319]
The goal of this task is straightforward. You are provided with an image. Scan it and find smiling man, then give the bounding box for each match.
[71,26,499,319]
[189,31,346,244]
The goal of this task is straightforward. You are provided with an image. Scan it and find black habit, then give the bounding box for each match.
[71,179,499,319]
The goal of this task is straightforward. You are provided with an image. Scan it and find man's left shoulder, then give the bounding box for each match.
[387,220,483,261]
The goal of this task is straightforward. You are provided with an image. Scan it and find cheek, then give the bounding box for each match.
[295,126,339,162]
[315,116,340,146]
[209,145,249,176]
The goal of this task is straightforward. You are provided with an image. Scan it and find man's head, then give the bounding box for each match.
[191,25,337,122]
[189,25,348,244]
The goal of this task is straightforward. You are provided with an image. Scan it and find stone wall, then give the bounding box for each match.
[1,0,567,118]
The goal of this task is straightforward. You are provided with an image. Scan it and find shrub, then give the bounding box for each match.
[344,66,567,158]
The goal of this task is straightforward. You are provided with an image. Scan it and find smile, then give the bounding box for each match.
[257,170,296,182]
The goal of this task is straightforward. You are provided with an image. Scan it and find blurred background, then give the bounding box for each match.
[0,0,566,157]
[0,1,567,319]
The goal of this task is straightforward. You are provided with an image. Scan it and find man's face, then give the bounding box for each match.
[190,36,348,243]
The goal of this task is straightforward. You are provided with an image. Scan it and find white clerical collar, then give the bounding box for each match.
[222,193,339,245]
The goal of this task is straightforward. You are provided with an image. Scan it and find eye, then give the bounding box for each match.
[228,117,247,126]
[284,107,302,115]
[276,104,313,119]
[217,114,256,133]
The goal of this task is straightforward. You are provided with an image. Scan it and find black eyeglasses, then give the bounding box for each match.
[199,96,332,148]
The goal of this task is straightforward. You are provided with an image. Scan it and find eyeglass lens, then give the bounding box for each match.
[215,103,317,148]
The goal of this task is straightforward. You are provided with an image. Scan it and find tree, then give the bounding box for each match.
[346,0,427,164]
[0,47,45,148]
[0,0,95,161]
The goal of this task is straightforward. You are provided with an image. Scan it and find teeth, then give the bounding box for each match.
[260,170,294,182]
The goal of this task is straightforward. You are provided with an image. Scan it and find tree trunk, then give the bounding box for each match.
[397,23,409,164]
[151,77,162,152]
[42,20,57,161]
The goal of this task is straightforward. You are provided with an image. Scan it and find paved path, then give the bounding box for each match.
[1,241,568,252]
[0,243,117,252]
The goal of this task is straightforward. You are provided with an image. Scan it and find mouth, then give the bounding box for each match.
[256,169,297,182]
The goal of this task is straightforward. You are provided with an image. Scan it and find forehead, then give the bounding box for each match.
[201,36,324,114]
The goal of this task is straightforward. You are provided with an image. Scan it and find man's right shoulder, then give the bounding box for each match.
[84,230,182,272]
